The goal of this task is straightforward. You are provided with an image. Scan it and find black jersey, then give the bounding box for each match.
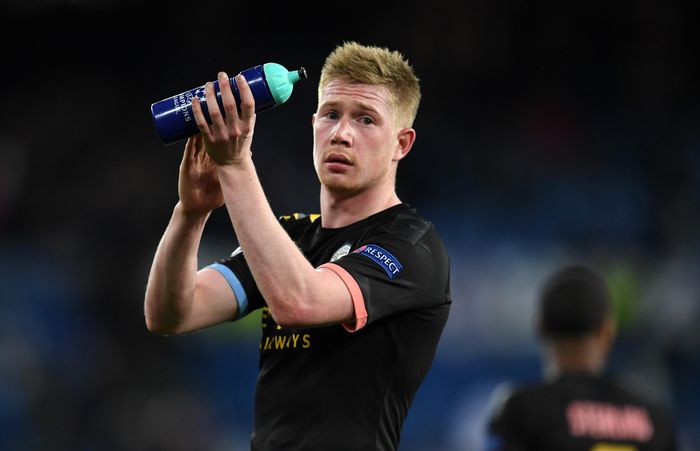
[211,203,451,451]
[486,373,677,451]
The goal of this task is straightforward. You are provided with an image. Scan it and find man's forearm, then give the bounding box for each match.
[144,203,209,334]
[215,159,348,327]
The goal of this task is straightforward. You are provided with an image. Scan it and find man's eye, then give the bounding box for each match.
[326,111,339,120]
[361,116,374,125]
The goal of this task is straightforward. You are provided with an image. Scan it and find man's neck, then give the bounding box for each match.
[320,185,401,228]
[542,340,606,381]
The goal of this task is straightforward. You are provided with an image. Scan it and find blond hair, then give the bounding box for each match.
[318,42,421,128]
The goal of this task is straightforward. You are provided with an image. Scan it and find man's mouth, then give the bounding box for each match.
[326,153,353,165]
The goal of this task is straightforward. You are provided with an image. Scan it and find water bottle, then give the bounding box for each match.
[151,63,307,145]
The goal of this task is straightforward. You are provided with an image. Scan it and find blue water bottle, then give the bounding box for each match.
[151,63,307,145]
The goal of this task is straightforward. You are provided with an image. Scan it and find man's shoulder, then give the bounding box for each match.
[388,203,432,226]
[603,378,676,419]
[379,204,444,245]
[507,380,550,403]
[487,380,544,419]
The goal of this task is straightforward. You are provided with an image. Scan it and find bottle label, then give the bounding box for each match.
[173,91,193,122]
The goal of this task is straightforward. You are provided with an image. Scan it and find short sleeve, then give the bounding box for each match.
[206,213,314,319]
[319,219,451,329]
[210,248,266,319]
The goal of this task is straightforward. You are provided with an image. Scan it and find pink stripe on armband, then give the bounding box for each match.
[318,262,368,332]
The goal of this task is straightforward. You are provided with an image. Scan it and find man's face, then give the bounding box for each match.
[312,79,403,195]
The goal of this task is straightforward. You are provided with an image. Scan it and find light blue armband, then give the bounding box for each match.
[207,263,249,319]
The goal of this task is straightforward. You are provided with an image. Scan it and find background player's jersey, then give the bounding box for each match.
[215,203,452,451]
[486,373,677,451]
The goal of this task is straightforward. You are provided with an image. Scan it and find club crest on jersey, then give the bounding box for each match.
[330,243,352,262]
[353,244,403,279]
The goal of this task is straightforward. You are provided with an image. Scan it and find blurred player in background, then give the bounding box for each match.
[486,265,677,451]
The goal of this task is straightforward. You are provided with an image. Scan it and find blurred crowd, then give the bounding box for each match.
[0,0,698,449]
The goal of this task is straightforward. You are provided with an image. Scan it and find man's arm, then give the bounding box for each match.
[144,136,240,335]
[144,204,238,335]
[216,161,356,328]
[191,73,355,329]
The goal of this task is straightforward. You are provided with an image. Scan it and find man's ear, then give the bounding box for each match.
[311,113,316,127]
[393,128,416,162]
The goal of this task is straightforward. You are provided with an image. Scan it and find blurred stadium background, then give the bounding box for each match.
[1,0,698,449]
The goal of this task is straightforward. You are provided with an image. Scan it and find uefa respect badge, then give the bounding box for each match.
[353,244,403,279]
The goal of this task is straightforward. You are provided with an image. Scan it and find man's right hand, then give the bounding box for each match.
[177,134,225,216]
[145,133,237,335]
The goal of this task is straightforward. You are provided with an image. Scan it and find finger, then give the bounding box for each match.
[196,136,214,168]
[192,134,204,159]
[182,136,196,170]
[204,80,225,136]
[191,95,212,140]
[236,74,256,123]
[202,145,217,170]
[218,71,239,125]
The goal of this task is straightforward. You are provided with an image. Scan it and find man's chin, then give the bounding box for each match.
[321,178,359,196]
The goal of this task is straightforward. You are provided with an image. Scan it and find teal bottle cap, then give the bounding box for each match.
[263,62,307,105]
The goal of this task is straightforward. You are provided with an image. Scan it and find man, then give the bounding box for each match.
[486,265,677,451]
[144,42,451,451]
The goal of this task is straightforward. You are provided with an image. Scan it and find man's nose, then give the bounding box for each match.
[330,117,352,146]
